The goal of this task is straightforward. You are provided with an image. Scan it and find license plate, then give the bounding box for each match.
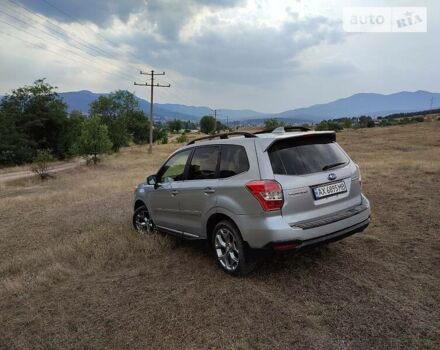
[313,181,347,199]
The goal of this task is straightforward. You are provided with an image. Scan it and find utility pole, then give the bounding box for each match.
[210,109,218,133]
[134,70,170,154]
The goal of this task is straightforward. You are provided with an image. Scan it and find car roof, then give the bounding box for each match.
[185,128,336,151]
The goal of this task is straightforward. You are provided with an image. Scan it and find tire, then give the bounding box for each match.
[132,205,155,234]
[212,220,256,276]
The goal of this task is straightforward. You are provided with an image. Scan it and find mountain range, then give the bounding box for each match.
[270,90,439,122]
[59,91,267,122]
[41,90,440,123]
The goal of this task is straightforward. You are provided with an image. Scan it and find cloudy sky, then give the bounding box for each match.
[0,0,438,112]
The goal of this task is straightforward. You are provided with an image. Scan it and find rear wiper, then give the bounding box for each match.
[322,162,345,171]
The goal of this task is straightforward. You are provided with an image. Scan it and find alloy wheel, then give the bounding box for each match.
[134,208,154,234]
[214,227,240,271]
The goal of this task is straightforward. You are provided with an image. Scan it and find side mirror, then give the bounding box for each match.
[147,175,157,186]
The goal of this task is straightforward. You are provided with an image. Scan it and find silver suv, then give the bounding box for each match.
[133,127,370,275]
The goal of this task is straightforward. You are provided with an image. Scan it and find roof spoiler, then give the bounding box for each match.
[263,131,336,151]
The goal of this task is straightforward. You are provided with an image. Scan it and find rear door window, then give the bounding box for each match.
[268,136,348,175]
[219,145,249,178]
[187,146,220,180]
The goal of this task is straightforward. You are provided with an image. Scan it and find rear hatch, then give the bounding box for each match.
[267,134,362,225]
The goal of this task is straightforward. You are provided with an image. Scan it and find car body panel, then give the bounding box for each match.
[177,178,219,237]
[134,129,371,249]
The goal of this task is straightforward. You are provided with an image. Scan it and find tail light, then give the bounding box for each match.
[355,163,362,189]
[246,180,284,211]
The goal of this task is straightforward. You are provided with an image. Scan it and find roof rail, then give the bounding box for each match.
[253,125,311,135]
[186,131,257,145]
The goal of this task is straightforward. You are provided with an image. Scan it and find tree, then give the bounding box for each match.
[359,116,374,128]
[65,110,86,156]
[316,120,342,132]
[126,110,149,144]
[343,118,353,129]
[168,119,182,133]
[89,90,140,151]
[264,119,284,130]
[200,115,216,134]
[74,116,112,165]
[182,120,197,131]
[0,109,33,165]
[154,127,168,144]
[216,120,229,132]
[0,79,69,164]
[110,90,138,113]
[315,120,328,131]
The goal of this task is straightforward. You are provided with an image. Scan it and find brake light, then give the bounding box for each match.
[246,180,284,211]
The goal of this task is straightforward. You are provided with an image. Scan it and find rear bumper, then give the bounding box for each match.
[238,194,371,249]
[280,217,370,252]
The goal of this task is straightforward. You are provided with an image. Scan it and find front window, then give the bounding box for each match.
[268,136,348,176]
[157,149,192,183]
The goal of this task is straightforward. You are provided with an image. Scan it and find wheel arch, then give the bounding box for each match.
[206,212,241,246]
[134,199,146,210]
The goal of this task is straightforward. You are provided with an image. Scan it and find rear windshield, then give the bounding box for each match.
[268,136,348,176]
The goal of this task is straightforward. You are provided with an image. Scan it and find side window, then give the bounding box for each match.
[157,149,192,183]
[219,145,250,178]
[187,146,220,180]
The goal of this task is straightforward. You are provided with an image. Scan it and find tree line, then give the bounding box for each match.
[263,111,436,133]
[314,113,433,131]
[0,79,230,166]
[0,79,161,165]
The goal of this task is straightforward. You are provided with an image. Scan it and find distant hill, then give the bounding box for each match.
[151,103,266,120]
[59,91,196,121]
[23,89,440,123]
[58,91,265,121]
[271,90,440,122]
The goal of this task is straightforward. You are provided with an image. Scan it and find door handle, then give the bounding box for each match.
[204,187,216,194]
[171,190,179,196]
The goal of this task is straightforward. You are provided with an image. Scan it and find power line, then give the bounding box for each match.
[1,4,140,83]
[0,15,182,109]
[6,0,124,64]
[0,12,141,85]
[0,29,125,84]
[134,70,170,154]
[37,0,194,104]
[38,0,159,74]
[4,0,195,106]
[0,18,140,85]
[6,2,104,57]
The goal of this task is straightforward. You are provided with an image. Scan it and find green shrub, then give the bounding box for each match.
[176,133,188,143]
[31,149,54,180]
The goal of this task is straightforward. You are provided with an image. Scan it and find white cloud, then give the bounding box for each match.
[0,0,439,112]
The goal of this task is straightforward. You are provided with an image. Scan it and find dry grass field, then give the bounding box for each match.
[0,123,439,349]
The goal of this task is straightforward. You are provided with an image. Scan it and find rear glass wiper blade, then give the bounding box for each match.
[322,162,345,171]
